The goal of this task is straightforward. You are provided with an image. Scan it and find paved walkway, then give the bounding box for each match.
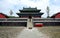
[17,28,50,38]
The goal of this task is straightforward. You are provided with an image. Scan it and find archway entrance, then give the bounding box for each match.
[28,16,32,19]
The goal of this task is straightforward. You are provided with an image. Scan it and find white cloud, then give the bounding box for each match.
[49,0,60,17]
[0,0,51,17]
[49,5,60,16]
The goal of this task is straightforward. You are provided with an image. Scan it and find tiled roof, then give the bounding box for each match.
[51,12,60,18]
[0,13,9,18]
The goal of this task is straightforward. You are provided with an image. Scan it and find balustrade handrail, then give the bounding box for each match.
[33,18,60,19]
[0,18,60,22]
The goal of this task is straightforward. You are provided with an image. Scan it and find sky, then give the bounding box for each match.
[0,0,60,18]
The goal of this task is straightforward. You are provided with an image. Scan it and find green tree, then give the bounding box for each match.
[9,10,13,16]
[46,6,50,18]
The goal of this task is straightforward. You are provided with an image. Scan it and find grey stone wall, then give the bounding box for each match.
[0,22,27,27]
[34,22,60,26]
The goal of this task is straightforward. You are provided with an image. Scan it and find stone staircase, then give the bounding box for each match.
[27,19,33,28]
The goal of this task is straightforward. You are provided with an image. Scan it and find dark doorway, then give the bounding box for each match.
[28,16,32,19]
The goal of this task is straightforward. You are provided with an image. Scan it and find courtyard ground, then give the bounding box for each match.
[0,26,60,38]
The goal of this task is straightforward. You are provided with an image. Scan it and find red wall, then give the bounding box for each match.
[0,14,7,18]
[55,14,60,18]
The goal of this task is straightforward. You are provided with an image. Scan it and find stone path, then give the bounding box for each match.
[17,28,50,38]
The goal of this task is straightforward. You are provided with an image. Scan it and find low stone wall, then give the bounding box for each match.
[34,22,60,26]
[0,22,27,27]
[43,22,60,26]
[0,22,60,26]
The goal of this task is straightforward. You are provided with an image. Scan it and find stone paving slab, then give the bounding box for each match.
[17,28,50,38]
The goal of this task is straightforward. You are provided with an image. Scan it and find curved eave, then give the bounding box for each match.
[19,10,41,12]
[16,13,43,16]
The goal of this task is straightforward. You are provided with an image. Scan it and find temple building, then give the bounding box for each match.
[16,8,43,18]
[0,13,9,18]
[0,8,60,27]
[51,12,60,18]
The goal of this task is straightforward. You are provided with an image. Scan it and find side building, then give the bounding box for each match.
[0,13,9,18]
[51,12,60,18]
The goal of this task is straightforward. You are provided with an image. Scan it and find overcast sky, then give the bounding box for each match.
[0,0,60,17]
